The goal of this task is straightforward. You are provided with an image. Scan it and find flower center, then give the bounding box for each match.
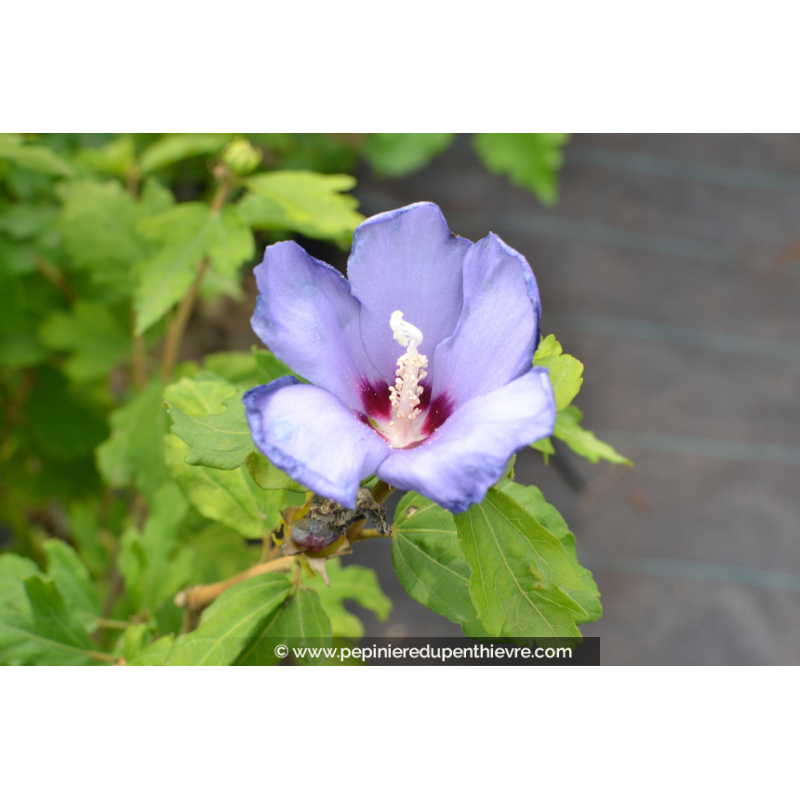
[383,311,429,448]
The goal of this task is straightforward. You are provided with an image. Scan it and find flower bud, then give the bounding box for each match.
[221,138,262,175]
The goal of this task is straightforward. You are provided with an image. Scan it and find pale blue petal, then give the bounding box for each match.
[243,378,391,508]
[376,368,555,514]
[431,233,542,407]
[347,202,471,384]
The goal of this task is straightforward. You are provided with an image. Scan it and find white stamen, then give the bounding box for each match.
[385,311,429,448]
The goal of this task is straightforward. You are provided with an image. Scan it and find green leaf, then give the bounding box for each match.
[27,366,108,459]
[207,206,255,277]
[554,405,633,466]
[455,488,588,639]
[79,135,137,179]
[245,450,306,493]
[473,133,570,206]
[530,436,555,464]
[391,492,487,637]
[236,586,332,665]
[139,133,234,175]
[0,203,59,239]
[96,378,171,500]
[163,434,301,537]
[38,300,130,382]
[253,347,302,383]
[238,170,364,240]
[163,372,238,417]
[361,133,455,177]
[67,500,110,577]
[203,351,261,387]
[533,334,583,412]
[188,524,257,586]
[0,134,74,177]
[307,558,392,639]
[128,634,174,665]
[117,482,191,613]
[57,179,148,295]
[134,202,213,334]
[42,539,101,625]
[166,390,252,471]
[166,572,292,666]
[500,481,602,623]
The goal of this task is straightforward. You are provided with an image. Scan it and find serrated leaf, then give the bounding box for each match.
[166,390,252,470]
[164,434,301,537]
[533,334,583,412]
[455,488,588,639]
[238,170,364,240]
[139,133,234,175]
[43,539,101,624]
[500,480,602,623]
[391,492,487,637]
[0,134,74,177]
[38,300,129,381]
[306,558,392,640]
[473,133,570,206]
[166,572,292,666]
[96,378,171,500]
[245,450,306,493]
[163,372,238,417]
[236,586,332,665]
[554,405,633,466]
[361,133,455,177]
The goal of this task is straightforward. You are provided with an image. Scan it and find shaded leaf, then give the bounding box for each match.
[96,378,171,500]
[554,405,633,466]
[0,134,74,177]
[533,334,583,412]
[167,572,292,666]
[473,133,570,206]
[79,135,137,179]
[306,557,392,640]
[361,133,455,177]
[43,539,101,624]
[253,348,302,383]
[203,351,261,387]
[245,450,306,493]
[455,488,588,639]
[391,492,487,637]
[38,300,129,381]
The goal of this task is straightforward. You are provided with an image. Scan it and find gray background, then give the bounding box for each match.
[201,134,800,665]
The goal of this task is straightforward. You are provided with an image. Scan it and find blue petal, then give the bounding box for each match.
[376,368,555,514]
[347,202,472,384]
[243,378,391,508]
[430,233,541,407]
[251,241,386,414]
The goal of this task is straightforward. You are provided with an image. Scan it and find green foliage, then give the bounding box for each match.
[163,434,302,538]
[117,482,192,620]
[362,133,455,177]
[38,301,130,382]
[238,171,363,240]
[139,133,234,175]
[392,491,487,637]
[96,378,171,500]
[253,348,302,383]
[245,451,306,493]
[473,133,570,206]
[500,481,602,623]
[533,334,584,412]
[0,134,74,177]
[166,572,292,666]
[554,405,633,466]
[307,558,392,639]
[455,488,589,639]
[236,586,332,666]
[42,538,101,627]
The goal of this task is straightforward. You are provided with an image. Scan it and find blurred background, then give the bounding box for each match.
[2,133,799,664]
[347,134,800,664]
